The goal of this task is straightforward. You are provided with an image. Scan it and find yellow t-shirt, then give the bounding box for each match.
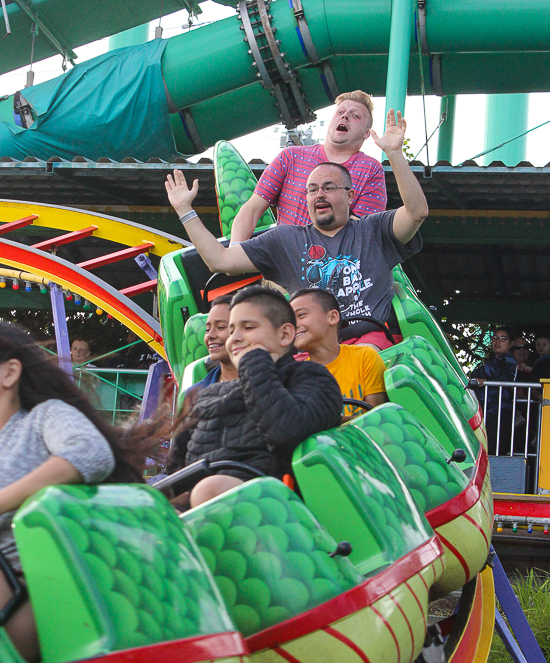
[325,344,386,415]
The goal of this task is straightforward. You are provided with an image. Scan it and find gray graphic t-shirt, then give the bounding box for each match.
[242,210,422,323]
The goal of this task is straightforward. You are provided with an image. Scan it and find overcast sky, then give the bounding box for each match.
[1,2,549,167]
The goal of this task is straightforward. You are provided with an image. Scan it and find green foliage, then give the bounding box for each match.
[447,323,492,372]
[489,569,550,662]
[403,137,415,161]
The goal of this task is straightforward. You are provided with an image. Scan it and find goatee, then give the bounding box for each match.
[315,213,335,227]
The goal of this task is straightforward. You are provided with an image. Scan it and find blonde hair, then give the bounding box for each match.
[334,91,374,126]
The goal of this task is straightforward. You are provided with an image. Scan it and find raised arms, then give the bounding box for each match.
[165,170,258,274]
[371,109,429,244]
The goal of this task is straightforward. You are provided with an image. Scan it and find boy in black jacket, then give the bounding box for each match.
[169,286,343,506]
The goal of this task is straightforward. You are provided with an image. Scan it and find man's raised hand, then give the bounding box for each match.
[165,169,199,216]
[370,108,407,157]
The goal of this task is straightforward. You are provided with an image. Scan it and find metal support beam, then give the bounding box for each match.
[437,95,456,163]
[0,215,38,235]
[440,300,550,325]
[135,253,158,280]
[77,242,154,270]
[32,225,97,251]
[492,547,546,663]
[49,283,73,377]
[420,212,550,245]
[120,280,157,297]
[1,0,11,36]
[484,94,529,166]
[384,0,414,118]
[12,0,77,64]
[429,176,469,209]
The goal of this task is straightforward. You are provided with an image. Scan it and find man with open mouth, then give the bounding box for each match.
[230,90,387,244]
[166,109,428,351]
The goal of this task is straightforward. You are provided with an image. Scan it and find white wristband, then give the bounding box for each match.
[179,210,198,224]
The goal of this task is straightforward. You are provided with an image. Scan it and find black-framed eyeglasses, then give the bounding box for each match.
[305,184,351,195]
[512,344,529,351]
[492,335,509,342]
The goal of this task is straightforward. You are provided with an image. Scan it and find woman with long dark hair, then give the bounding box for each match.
[0,322,167,661]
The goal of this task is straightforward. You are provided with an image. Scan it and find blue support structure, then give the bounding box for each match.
[139,358,169,422]
[135,253,158,279]
[50,284,73,377]
[492,547,546,663]
[495,611,528,663]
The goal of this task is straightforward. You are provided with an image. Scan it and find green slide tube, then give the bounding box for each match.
[2,0,550,158]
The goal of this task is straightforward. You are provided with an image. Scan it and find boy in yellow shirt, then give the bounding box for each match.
[290,289,387,416]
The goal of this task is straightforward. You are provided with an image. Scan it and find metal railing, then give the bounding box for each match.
[470,379,543,492]
[479,380,542,455]
[73,367,150,423]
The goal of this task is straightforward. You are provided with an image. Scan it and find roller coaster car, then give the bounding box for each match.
[0,254,493,662]
[9,478,444,663]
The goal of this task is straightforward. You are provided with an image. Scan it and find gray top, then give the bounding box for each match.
[0,399,115,571]
[242,210,422,323]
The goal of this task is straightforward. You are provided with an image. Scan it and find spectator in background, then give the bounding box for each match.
[70,338,95,368]
[511,337,534,451]
[470,327,517,455]
[512,337,533,382]
[529,330,550,384]
[535,330,550,360]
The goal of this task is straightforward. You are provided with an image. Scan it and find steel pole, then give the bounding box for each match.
[483,94,529,166]
[385,0,414,118]
[437,95,456,163]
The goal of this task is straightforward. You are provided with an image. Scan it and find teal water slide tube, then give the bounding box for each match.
[1,0,550,160]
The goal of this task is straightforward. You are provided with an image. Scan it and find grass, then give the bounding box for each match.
[489,569,550,662]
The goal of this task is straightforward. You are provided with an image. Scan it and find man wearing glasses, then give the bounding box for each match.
[470,328,518,455]
[165,109,427,348]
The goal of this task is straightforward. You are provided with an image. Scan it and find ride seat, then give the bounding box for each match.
[182,477,363,637]
[13,485,236,663]
[158,240,262,383]
[292,407,436,576]
[392,264,416,293]
[351,404,469,513]
[383,353,480,466]
[392,282,466,385]
[380,336,478,422]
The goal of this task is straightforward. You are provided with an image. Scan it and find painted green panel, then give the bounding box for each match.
[158,249,200,385]
[380,335,477,421]
[213,141,275,237]
[351,404,468,513]
[393,282,466,386]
